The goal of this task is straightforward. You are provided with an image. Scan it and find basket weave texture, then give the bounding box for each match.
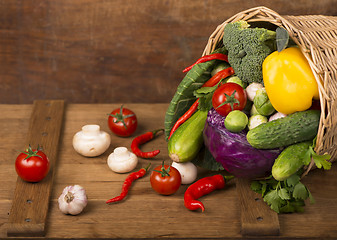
[203,6,337,165]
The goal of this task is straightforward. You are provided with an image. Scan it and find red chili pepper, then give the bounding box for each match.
[182,53,229,73]
[184,174,233,212]
[168,67,235,139]
[106,163,151,204]
[168,99,199,140]
[131,129,163,158]
[202,67,235,87]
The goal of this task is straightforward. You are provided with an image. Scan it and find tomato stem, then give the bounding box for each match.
[107,105,135,129]
[22,145,42,160]
[153,161,171,177]
[216,90,240,111]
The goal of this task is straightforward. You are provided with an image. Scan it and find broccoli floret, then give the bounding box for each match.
[223,20,276,84]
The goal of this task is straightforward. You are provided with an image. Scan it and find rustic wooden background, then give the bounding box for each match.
[1,0,337,104]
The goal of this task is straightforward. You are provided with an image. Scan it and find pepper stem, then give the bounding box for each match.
[223,175,235,182]
[143,163,152,172]
[152,129,164,137]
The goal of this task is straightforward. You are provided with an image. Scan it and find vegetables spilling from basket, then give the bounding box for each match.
[46,20,333,216]
[164,20,332,213]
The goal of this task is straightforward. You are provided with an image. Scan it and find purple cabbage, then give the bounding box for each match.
[203,108,281,179]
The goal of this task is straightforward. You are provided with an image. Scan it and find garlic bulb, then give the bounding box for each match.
[107,147,138,173]
[58,185,88,215]
[73,124,111,157]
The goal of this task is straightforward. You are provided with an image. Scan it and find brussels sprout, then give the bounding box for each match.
[250,104,260,116]
[224,110,248,132]
[226,76,246,88]
[248,114,267,130]
[211,62,231,76]
[253,88,275,116]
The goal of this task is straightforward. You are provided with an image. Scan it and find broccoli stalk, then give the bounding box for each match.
[223,20,276,84]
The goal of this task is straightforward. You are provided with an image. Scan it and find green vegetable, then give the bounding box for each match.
[272,141,312,181]
[211,62,231,76]
[223,20,276,84]
[251,173,314,213]
[226,76,246,88]
[192,147,224,171]
[164,48,226,140]
[224,110,248,132]
[276,26,290,52]
[247,110,320,149]
[252,139,331,213]
[253,88,275,116]
[247,114,267,130]
[168,110,208,163]
[193,82,221,111]
[272,139,332,181]
[250,104,259,116]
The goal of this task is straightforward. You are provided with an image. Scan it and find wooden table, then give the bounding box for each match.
[1,102,337,239]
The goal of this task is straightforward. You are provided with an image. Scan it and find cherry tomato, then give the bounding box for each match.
[212,82,247,116]
[150,162,181,195]
[15,145,50,182]
[108,105,137,137]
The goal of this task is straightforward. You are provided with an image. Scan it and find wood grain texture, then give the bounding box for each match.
[1,0,337,104]
[6,100,65,237]
[1,103,337,239]
[236,178,280,236]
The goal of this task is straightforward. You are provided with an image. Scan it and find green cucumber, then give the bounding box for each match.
[168,110,208,163]
[272,141,311,181]
[247,110,320,149]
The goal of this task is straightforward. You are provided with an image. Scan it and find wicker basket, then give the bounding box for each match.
[202,6,337,171]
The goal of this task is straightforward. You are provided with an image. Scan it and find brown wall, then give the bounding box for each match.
[1,0,337,104]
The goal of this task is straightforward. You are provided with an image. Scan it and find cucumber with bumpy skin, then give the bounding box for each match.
[168,110,208,163]
[247,110,320,149]
[272,141,311,181]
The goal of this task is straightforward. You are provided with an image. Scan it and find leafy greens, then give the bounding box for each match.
[251,138,331,213]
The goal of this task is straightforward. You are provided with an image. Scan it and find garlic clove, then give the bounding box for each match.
[107,147,138,173]
[73,124,111,157]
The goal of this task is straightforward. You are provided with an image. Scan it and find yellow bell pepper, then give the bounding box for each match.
[262,47,319,115]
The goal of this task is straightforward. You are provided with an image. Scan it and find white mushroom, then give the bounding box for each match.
[107,147,138,173]
[73,124,111,157]
[171,161,198,184]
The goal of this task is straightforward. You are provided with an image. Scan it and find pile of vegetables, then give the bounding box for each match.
[164,20,332,213]
[17,21,333,216]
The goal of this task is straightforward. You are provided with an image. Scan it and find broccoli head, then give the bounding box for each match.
[223,20,276,84]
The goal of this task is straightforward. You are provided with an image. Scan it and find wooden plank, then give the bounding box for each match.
[6,100,65,237]
[236,178,280,236]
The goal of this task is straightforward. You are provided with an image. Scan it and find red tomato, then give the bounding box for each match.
[15,146,50,182]
[212,82,247,116]
[108,105,137,137]
[150,162,181,195]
